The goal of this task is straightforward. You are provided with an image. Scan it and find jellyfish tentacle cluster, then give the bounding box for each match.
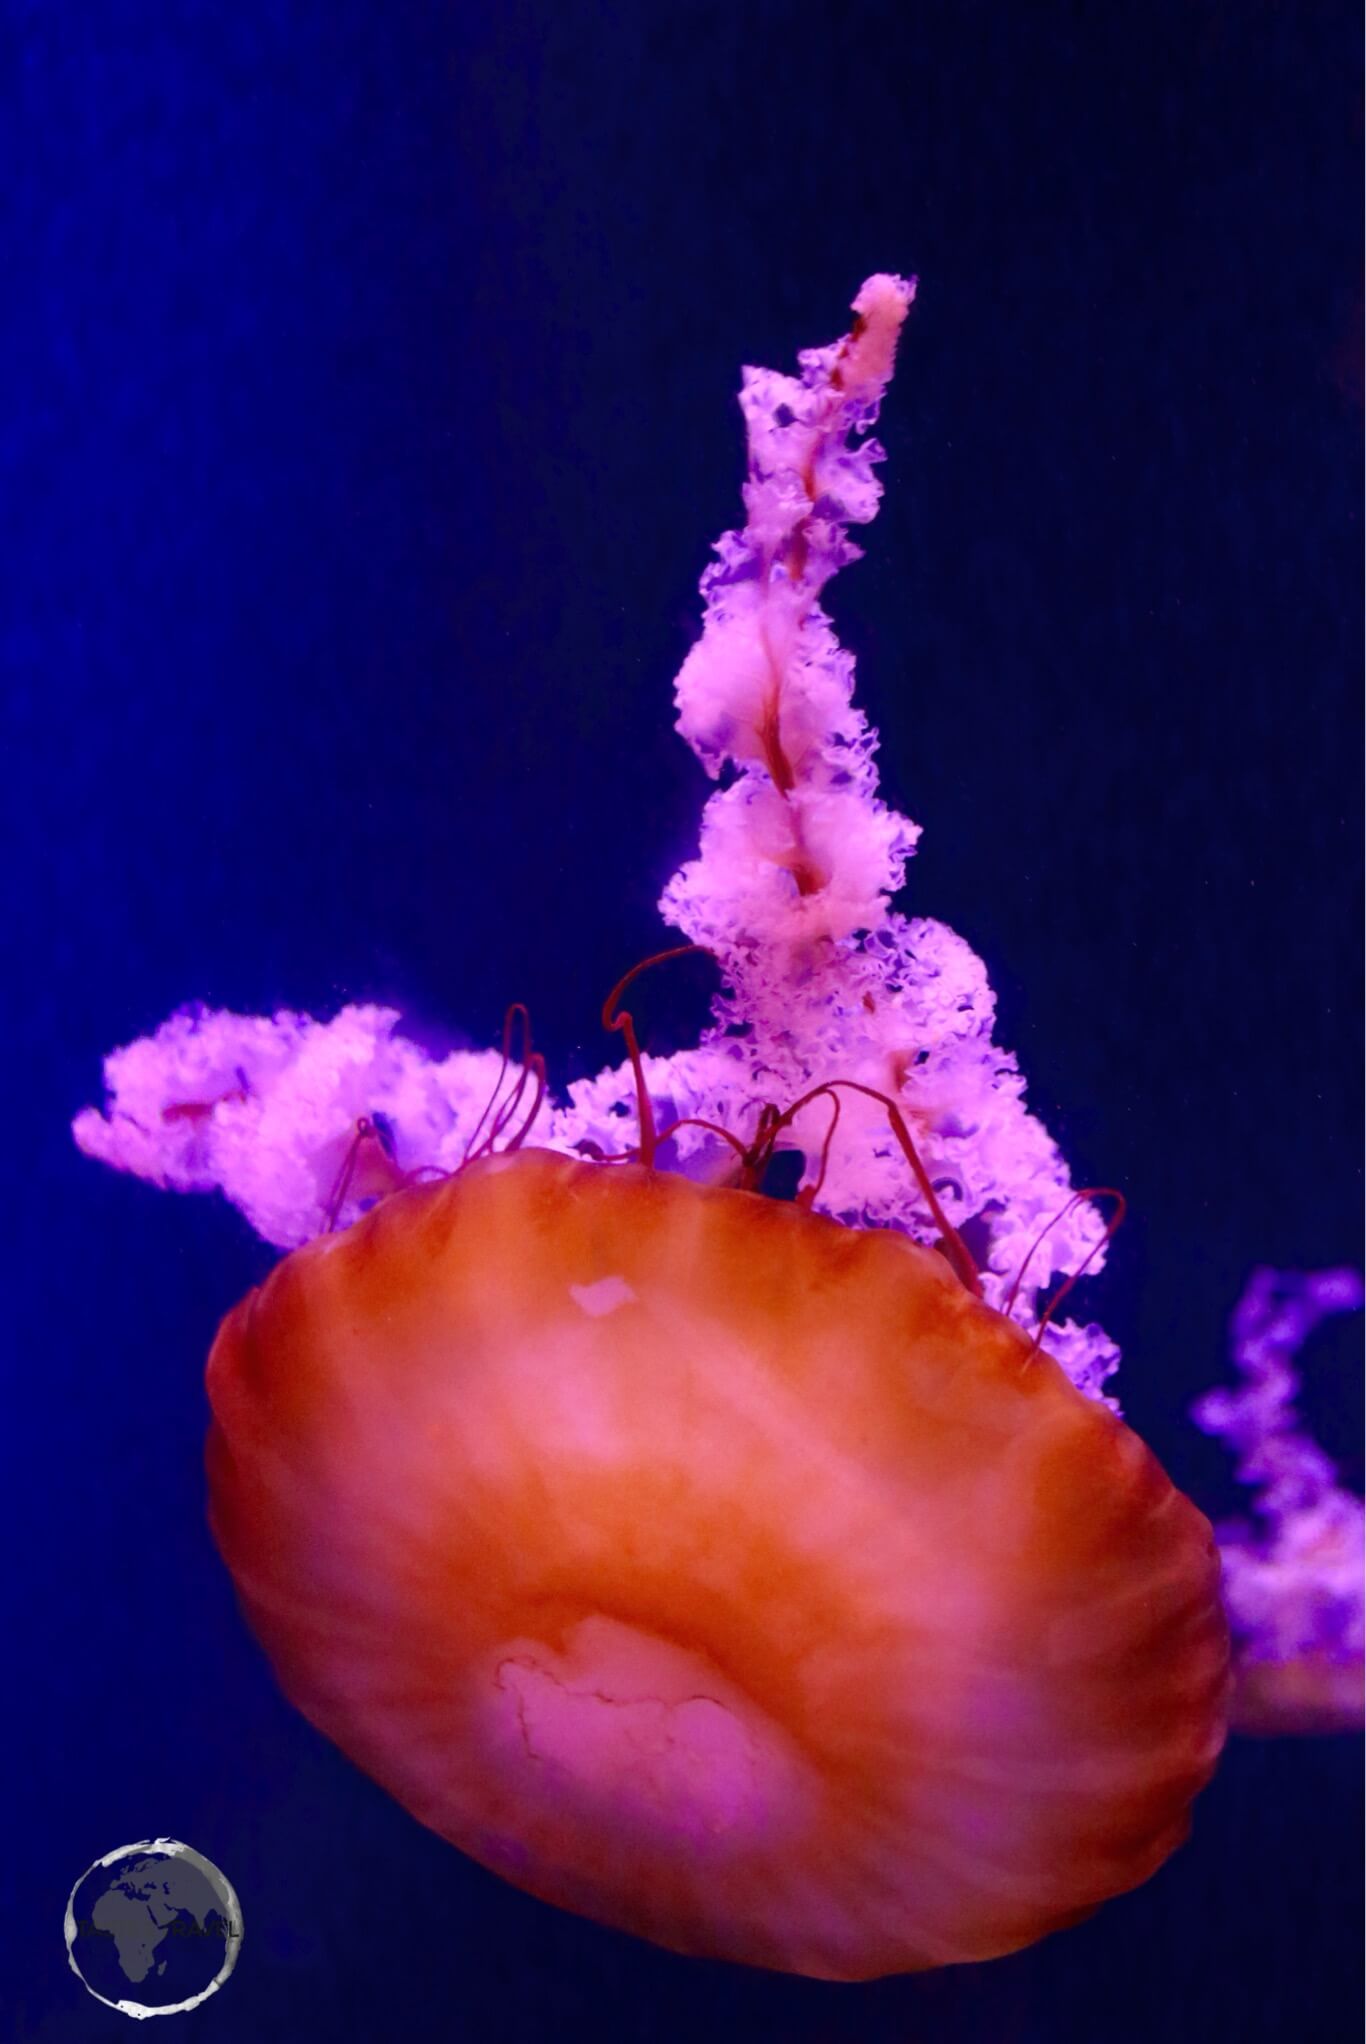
[73,276,1120,1401]
[1192,1266,1364,1734]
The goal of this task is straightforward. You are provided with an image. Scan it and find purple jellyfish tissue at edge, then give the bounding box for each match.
[1193,1266,1364,1735]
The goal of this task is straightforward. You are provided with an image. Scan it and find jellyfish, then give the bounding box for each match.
[1193,1266,1364,1738]
[76,277,1233,1980]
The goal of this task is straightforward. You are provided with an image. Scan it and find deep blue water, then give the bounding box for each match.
[4,4,1361,2039]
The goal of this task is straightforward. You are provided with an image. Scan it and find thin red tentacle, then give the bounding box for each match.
[1003,1185,1125,1319]
[323,1116,373,1232]
[601,946,713,1170]
[653,1114,752,1165]
[462,1003,528,1165]
[793,1091,842,1210]
[1019,1187,1127,1355]
[483,1063,531,1150]
[323,1114,405,1231]
[738,1103,783,1192]
[466,1005,548,1163]
[505,1054,548,1151]
[763,1077,981,1297]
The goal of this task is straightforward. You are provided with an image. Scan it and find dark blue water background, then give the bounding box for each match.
[5,4,1361,2039]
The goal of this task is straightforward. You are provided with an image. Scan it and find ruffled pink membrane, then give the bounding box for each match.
[75,275,1116,1393]
[1194,1268,1363,1733]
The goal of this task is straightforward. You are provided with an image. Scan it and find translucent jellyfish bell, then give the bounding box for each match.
[206,1146,1228,1979]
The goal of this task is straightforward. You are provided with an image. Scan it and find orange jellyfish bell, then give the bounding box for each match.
[206,1146,1229,1981]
